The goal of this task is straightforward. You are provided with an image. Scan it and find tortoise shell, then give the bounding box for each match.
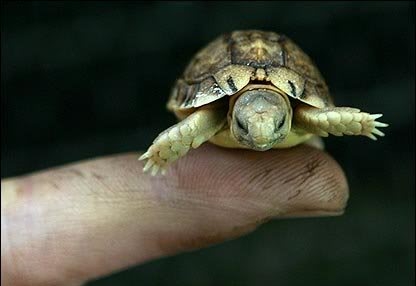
[168,30,333,112]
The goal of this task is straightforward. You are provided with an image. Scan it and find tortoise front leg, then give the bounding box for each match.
[294,105,388,140]
[139,107,227,175]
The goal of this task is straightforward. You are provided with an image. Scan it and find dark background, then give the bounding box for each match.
[1,2,414,286]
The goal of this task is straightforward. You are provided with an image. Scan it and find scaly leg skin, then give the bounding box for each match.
[294,105,388,140]
[139,108,227,176]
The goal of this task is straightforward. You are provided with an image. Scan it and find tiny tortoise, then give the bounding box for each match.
[140,30,388,175]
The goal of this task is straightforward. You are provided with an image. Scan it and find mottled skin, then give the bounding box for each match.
[140,30,388,175]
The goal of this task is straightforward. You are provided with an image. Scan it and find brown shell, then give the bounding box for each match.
[168,30,333,112]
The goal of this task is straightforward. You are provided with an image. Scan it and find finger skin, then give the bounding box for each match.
[1,144,348,286]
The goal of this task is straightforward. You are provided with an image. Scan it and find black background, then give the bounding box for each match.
[2,2,414,286]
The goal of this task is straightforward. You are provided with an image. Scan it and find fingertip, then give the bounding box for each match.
[167,143,349,218]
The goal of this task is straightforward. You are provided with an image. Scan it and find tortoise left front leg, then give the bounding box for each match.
[294,105,388,140]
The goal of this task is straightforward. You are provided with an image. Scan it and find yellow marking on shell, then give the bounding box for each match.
[254,68,267,81]
[254,47,267,59]
[267,67,306,99]
[214,65,253,95]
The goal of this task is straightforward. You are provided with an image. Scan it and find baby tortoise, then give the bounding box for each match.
[140,30,387,175]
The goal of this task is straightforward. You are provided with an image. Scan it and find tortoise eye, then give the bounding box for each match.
[237,118,248,133]
[277,118,285,129]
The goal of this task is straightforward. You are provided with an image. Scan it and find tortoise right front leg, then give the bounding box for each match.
[139,108,227,175]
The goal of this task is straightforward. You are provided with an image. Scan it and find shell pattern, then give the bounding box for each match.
[168,30,333,112]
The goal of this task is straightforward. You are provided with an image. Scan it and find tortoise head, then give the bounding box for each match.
[230,89,292,151]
